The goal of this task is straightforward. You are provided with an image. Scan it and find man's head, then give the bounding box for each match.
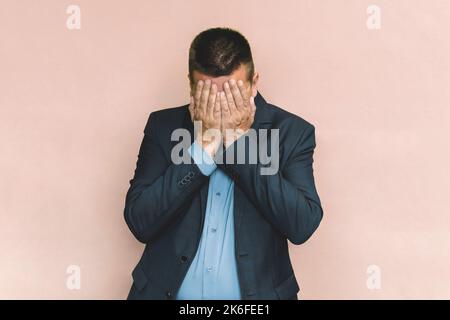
[188,27,259,97]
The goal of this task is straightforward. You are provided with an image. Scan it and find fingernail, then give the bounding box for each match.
[205,79,211,85]
[224,82,229,88]
[237,80,243,86]
[229,79,236,85]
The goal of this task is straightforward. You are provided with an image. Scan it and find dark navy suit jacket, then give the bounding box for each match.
[124,92,323,300]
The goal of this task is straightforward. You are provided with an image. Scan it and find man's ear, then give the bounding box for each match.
[251,72,259,97]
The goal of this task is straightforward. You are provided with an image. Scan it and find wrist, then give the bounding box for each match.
[196,129,222,158]
[223,128,249,149]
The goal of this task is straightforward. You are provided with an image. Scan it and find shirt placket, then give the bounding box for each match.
[202,173,222,298]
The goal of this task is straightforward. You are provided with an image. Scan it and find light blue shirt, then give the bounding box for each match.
[176,141,241,300]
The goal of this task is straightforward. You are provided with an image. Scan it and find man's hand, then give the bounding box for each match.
[189,79,222,157]
[220,79,256,148]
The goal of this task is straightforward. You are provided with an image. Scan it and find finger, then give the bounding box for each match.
[220,91,230,116]
[214,92,220,114]
[214,92,221,120]
[229,79,244,110]
[237,80,250,106]
[223,81,237,114]
[200,79,211,115]
[207,83,218,117]
[188,95,194,120]
[194,80,204,106]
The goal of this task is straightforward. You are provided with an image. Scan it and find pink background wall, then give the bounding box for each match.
[1,0,450,299]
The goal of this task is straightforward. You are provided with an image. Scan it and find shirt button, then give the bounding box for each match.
[206,267,213,272]
[211,227,217,233]
[216,192,221,196]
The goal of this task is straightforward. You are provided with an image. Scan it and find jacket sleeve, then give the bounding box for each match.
[124,113,209,243]
[216,123,323,245]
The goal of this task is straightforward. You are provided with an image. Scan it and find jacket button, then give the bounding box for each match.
[180,255,188,263]
[166,291,172,299]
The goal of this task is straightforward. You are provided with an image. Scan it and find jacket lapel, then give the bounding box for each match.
[234,91,272,230]
[181,107,209,224]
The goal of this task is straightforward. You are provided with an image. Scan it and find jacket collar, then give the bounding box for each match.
[252,91,272,127]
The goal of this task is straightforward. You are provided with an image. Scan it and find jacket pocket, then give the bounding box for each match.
[131,262,148,291]
[275,274,300,300]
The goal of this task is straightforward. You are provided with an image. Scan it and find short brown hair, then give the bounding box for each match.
[188,27,254,84]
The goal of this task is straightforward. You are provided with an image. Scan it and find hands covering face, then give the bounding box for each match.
[189,78,256,151]
[220,79,256,137]
[189,79,221,133]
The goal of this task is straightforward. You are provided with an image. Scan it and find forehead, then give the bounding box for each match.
[191,64,248,90]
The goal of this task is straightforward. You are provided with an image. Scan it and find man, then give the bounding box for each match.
[124,27,323,300]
